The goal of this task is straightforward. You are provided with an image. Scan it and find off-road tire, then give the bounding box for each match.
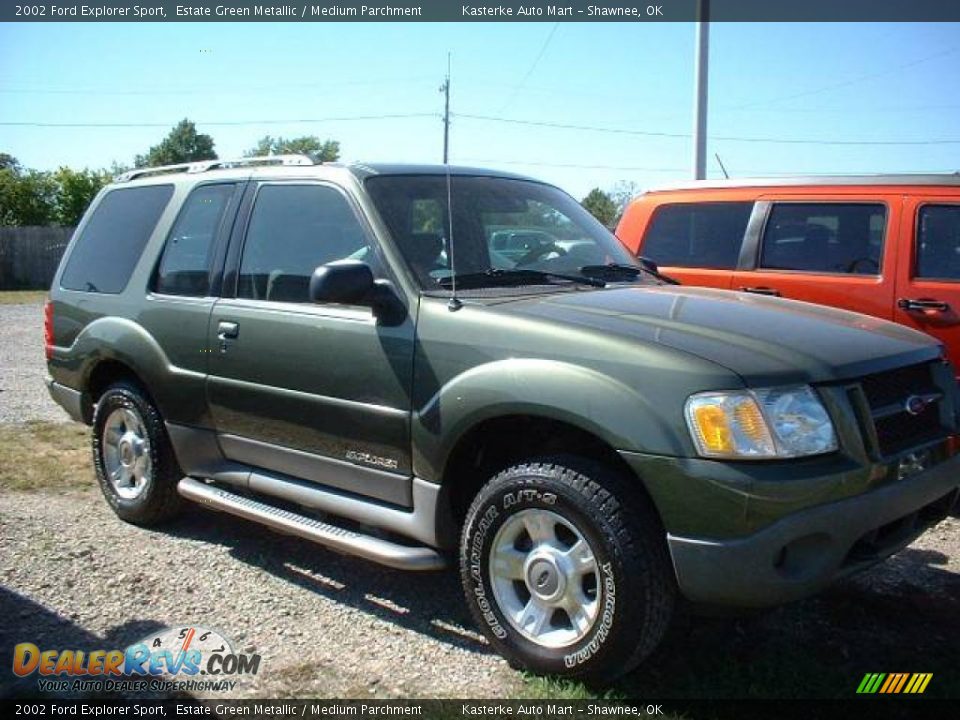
[92,381,184,526]
[459,456,675,683]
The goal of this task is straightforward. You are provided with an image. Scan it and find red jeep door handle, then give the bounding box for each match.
[898,298,950,313]
[740,286,781,297]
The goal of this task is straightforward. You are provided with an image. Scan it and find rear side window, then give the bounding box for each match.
[155,184,236,296]
[916,205,960,281]
[61,185,173,293]
[238,184,374,304]
[760,203,886,275]
[642,202,752,269]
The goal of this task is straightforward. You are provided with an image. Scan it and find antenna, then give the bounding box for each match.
[442,53,461,311]
[715,152,730,179]
[441,52,451,165]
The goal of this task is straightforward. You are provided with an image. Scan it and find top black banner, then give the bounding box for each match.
[3,0,960,23]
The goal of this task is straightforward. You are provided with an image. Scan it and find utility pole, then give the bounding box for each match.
[442,53,451,164]
[693,0,709,180]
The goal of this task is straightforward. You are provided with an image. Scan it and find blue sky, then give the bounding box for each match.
[1,21,958,198]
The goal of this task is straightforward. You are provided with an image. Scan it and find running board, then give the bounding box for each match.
[177,477,446,571]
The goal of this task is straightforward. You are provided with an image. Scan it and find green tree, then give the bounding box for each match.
[135,119,216,168]
[0,153,19,172]
[0,167,57,226]
[245,135,340,163]
[581,188,618,228]
[609,180,640,224]
[54,167,112,226]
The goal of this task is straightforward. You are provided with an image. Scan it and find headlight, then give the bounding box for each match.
[685,385,837,459]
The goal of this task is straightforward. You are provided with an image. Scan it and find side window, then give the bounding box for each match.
[760,203,886,275]
[61,184,173,293]
[154,184,236,297]
[238,184,374,304]
[642,202,752,269]
[916,205,960,281]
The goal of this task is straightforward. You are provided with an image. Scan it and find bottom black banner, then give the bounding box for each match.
[0,698,955,720]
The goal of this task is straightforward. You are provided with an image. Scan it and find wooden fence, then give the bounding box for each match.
[0,226,75,290]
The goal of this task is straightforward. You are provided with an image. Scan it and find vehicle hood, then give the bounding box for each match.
[496,285,941,386]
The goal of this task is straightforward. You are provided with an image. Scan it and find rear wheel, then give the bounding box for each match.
[459,457,675,682]
[92,382,184,526]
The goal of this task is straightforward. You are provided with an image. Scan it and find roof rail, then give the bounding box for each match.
[114,154,315,182]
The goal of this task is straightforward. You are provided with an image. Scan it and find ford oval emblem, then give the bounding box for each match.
[904,395,931,416]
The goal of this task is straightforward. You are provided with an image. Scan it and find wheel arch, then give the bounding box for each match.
[435,413,664,548]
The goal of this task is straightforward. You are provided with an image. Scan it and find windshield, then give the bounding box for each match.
[365,175,643,290]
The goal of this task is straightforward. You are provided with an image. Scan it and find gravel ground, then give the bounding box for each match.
[0,303,68,423]
[0,489,520,698]
[0,486,956,699]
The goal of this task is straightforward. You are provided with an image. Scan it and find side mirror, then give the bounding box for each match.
[309,260,375,305]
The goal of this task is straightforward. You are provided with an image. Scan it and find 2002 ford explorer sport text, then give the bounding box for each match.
[44,156,960,681]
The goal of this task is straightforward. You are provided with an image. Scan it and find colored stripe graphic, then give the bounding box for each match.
[858,672,932,694]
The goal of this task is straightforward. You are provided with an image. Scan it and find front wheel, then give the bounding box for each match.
[459,458,675,683]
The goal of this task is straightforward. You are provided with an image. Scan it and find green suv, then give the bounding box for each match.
[45,156,960,681]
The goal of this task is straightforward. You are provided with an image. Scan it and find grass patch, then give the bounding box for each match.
[0,290,47,305]
[0,421,93,491]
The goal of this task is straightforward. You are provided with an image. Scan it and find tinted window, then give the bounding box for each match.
[917,205,960,281]
[61,185,173,293]
[238,184,373,303]
[760,203,886,275]
[642,202,752,269]
[367,175,637,288]
[155,184,236,296]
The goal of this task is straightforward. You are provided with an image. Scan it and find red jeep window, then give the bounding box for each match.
[916,205,960,281]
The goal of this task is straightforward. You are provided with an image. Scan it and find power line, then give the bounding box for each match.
[0,113,439,128]
[459,157,960,177]
[453,112,960,146]
[497,22,560,113]
[456,158,688,172]
[0,77,438,96]
[724,44,960,111]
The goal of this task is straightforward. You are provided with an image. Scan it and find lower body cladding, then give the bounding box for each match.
[167,423,447,571]
[661,453,960,606]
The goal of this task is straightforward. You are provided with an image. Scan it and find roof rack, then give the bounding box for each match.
[114,154,315,182]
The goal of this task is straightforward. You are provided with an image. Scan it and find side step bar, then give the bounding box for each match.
[178,477,446,571]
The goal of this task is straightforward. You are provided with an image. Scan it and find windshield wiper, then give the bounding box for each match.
[437,268,605,290]
[580,261,680,285]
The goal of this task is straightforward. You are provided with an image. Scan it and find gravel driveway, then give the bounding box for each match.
[0,302,68,423]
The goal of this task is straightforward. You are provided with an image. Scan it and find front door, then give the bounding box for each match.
[206,181,416,506]
[732,197,898,321]
[893,197,960,377]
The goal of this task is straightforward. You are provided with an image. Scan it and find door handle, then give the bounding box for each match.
[217,321,239,340]
[898,298,950,313]
[739,286,781,297]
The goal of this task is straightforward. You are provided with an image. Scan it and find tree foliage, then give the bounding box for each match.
[53,167,112,226]
[580,188,618,228]
[245,135,340,163]
[0,166,57,226]
[0,159,110,227]
[135,119,216,168]
[0,153,20,172]
[1,125,346,227]
[609,180,640,222]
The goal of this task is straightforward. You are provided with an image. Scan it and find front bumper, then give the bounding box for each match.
[665,453,960,607]
[45,378,84,423]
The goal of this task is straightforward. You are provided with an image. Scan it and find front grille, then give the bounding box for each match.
[857,361,947,457]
